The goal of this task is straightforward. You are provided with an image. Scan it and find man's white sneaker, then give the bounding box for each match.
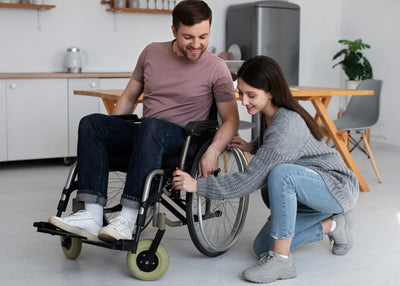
[98,216,133,241]
[48,210,101,241]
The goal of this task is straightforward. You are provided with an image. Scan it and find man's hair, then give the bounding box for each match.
[172,0,212,31]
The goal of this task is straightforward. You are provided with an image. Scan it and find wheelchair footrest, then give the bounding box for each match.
[33,221,139,252]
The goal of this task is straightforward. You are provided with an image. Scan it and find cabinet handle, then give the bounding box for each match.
[90,82,97,88]
[10,83,17,89]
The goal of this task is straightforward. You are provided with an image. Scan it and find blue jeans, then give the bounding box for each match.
[253,164,343,257]
[76,114,186,209]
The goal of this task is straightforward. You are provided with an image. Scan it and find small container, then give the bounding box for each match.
[114,0,126,8]
[128,0,140,8]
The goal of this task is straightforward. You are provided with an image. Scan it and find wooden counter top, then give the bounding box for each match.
[0,72,132,79]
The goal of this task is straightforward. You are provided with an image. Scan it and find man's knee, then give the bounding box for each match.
[79,113,108,134]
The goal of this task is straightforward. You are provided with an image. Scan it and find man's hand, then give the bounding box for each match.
[197,145,220,178]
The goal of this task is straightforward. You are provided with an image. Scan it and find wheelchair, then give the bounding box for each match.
[34,113,249,281]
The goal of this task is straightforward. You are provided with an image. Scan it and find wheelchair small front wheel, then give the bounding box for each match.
[60,236,82,259]
[126,239,169,281]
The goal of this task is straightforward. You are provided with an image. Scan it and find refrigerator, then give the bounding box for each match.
[226,1,300,140]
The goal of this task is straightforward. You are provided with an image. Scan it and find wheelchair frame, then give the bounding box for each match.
[34,116,249,280]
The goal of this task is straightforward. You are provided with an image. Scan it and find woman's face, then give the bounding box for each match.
[237,78,273,115]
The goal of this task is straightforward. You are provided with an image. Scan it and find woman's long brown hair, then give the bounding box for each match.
[237,56,323,141]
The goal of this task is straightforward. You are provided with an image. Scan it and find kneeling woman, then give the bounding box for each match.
[172,56,359,284]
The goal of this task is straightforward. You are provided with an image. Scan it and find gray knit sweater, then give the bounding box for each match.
[197,108,359,212]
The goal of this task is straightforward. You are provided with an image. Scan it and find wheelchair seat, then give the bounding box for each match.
[109,115,219,173]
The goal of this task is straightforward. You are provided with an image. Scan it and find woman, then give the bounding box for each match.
[172,56,359,284]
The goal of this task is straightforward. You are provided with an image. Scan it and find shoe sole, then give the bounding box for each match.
[98,227,130,242]
[48,216,101,242]
[243,268,297,284]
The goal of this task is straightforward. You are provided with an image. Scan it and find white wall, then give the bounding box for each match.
[342,0,400,146]
[0,0,398,146]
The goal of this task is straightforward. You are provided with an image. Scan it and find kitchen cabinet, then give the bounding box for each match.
[68,78,100,157]
[0,80,6,161]
[6,79,68,161]
[0,74,131,162]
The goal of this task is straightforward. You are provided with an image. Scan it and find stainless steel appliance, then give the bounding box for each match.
[65,47,84,73]
[226,1,300,139]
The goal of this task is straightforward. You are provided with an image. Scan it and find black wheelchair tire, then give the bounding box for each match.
[186,139,249,257]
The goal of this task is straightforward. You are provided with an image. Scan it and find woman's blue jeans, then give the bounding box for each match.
[253,164,343,257]
[76,114,186,209]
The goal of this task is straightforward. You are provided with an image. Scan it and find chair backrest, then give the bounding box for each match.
[335,79,383,130]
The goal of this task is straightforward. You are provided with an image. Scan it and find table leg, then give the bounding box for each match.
[102,98,116,115]
[311,98,369,192]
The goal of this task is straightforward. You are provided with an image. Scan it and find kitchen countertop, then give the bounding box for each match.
[0,72,132,79]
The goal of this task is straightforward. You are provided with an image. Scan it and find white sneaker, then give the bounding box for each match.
[98,216,133,242]
[48,210,101,242]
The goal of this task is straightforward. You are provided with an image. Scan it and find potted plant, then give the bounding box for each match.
[332,39,373,89]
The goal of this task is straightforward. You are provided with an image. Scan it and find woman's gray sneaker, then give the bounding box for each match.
[329,210,355,255]
[242,251,297,284]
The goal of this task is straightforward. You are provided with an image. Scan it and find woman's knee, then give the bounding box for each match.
[268,164,292,192]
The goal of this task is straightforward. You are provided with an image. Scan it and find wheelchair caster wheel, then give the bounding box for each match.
[126,239,169,281]
[60,236,82,259]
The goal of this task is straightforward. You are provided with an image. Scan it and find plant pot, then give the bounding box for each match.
[340,80,361,111]
[345,80,361,90]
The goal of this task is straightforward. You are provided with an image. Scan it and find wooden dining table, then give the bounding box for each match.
[74,86,374,192]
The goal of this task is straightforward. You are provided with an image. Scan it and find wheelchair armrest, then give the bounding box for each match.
[184,120,219,136]
[111,114,141,123]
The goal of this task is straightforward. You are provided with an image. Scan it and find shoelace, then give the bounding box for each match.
[69,210,91,219]
[109,217,129,228]
[257,252,274,266]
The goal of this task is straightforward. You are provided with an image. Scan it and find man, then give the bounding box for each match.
[49,0,239,242]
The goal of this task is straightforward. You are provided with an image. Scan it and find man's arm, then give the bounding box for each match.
[197,100,239,178]
[112,77,144,115]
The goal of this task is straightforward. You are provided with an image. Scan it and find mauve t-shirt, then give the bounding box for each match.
[132,41,235,127]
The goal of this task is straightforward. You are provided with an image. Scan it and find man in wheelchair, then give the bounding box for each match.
[48,0,239,242]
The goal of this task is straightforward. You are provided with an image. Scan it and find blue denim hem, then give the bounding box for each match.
[76,191,107,206]
[120,197,141,209]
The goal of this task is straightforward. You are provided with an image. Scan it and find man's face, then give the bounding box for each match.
[172,20,210,61]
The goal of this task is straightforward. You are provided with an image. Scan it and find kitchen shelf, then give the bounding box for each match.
[0,3,56,10]
[107,7,172,14]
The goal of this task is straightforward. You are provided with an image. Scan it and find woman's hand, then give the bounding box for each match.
[172,168,198,193]
[228,137,252,153]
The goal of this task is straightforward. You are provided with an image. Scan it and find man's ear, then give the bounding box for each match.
[171,25,177,38]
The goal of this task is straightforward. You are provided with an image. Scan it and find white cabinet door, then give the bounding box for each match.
[6,79,68,161]
[68,78,100,157]
[98,77,131,115]
[0,80,6,161]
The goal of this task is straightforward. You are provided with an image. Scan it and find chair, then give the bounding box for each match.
[333,79,383,183]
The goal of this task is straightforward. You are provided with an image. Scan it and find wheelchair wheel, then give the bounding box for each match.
[126,239,169,281]
[186,143,249,257]
[60,236,82,259]
[104,171,153,229]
